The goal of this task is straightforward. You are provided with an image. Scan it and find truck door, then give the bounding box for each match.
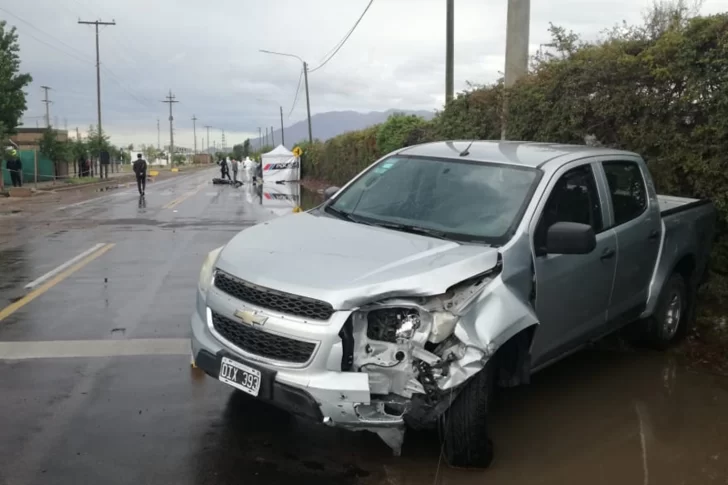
[530,162,617,366]
[598,160,661,323]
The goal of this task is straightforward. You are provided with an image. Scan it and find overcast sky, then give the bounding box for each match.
[3,0,727,149]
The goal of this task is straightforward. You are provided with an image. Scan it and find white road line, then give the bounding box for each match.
[0,338,191,360]
[24,243,107,290]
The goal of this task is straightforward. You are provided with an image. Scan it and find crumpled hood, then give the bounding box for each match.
[215,212,500,309]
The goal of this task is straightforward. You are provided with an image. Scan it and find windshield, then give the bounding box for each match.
[326,156,541,245]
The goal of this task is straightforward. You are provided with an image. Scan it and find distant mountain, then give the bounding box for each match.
[252,109,435,149]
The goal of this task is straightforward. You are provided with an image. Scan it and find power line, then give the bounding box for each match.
[3,7,155,113]
[289,68,304,117]
[11,24,92,66]
[0,7,91,61]
[309,0,374,73]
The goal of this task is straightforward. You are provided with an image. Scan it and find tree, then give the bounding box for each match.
[86,125,110,155]
[127,143,134,151]
[376,114,428,155]
[69,138,87,160]
[0,21,32,143]
[243,139,251,157]
[141,144,158,163]
[39,128,69,166]
[232,143,245,160]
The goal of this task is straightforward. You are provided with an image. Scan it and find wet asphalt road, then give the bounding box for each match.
[1,169,728,485]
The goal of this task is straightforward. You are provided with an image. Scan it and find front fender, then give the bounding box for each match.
[454,276,539,356]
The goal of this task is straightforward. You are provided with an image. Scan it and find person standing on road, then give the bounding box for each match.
[6,150,23,187]
[133,153,148,195]
[231,158,240,184]
[219,158,231,181]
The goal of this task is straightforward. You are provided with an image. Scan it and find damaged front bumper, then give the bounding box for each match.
[191,270,495,454]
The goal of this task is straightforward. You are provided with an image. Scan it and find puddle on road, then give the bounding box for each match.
[195,348,728,485]
[300,185,324,210]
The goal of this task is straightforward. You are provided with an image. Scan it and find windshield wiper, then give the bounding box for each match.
[324,206,373,225]
[372,221,453,240]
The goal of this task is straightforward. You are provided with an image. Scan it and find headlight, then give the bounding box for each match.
[367,308,421,342]
[364,306,459,345]
[198,246,223,293]
[363,305,461,346]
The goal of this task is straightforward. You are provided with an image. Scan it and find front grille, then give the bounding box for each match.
[214,270,334,321]
[211,311,316,364]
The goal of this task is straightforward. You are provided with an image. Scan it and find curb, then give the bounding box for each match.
[39,176,135,192]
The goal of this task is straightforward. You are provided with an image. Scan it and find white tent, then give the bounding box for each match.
[261,144,300,182]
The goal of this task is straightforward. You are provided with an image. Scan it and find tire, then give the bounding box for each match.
[643,273,688,350]
[438,360,495,468]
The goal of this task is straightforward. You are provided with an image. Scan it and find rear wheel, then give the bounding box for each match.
[643,273,688,350]
[438,360,495,468]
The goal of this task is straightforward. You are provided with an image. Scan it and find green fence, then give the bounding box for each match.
[2,150,55,186]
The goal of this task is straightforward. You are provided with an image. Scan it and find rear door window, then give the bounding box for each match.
[602,161,647,226]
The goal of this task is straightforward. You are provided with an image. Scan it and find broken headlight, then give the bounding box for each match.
[367,308,421,343]
[365,306,458,345]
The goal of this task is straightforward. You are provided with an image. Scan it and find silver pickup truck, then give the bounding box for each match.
[190,141,715,468]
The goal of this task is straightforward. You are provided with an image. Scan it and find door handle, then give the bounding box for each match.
[600,248,616,261]
[648,229,660,241]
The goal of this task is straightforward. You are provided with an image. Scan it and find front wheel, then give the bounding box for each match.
[438,360,495,468]
[642,273,688,350]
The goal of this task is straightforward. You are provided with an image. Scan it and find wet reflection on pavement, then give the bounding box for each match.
[0,173,726,484]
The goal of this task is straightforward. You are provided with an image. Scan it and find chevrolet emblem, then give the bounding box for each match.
[234,309,268,327]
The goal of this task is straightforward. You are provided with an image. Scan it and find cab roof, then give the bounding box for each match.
[397,141,638,169]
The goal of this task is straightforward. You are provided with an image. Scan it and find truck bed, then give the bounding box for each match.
[657,194,705,216]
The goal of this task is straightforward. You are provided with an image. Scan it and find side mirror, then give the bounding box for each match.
[323,186,341,201]
[545,222,596,255]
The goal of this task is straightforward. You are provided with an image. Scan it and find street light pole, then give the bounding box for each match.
[260,49,314,144]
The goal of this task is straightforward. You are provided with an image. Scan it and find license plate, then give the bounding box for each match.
[218,357,262,397]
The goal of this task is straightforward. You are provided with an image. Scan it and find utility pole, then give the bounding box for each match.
[280,106,285,146]
[271,126,275,146]
[76,127,80,140]
[78,19,116,153]
[157,118,161,150]
[161,90,178,166]
[303,62,313,143]
[265,127,269,147]
[501,0,530,140]
[204,125,211,154]
[258,127,262,150]
[192,115,198,154]
[221,129,226,152]
[445,0,454,104]
[41,85,52,128]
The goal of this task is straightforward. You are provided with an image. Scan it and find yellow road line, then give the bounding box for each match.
[164,182,207,210]
[0,243,115,322]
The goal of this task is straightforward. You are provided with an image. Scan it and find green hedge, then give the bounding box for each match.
[300,11,728,281]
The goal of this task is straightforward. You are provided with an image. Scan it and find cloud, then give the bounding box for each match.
[8,0,728,147]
